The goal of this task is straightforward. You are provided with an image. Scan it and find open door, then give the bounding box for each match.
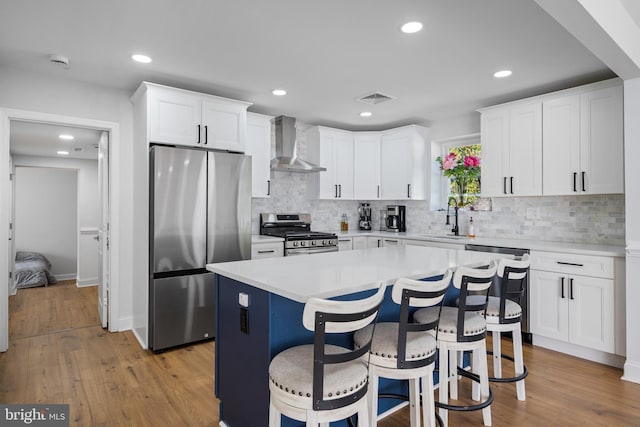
[97,132,110,328]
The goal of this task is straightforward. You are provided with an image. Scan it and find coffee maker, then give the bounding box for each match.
[358,202,372,230]
[385,205,406,232]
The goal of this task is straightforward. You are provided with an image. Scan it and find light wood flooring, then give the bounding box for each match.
[1,283,639,426]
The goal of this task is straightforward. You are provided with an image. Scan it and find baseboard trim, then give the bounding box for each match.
[118,315,133,333]
[76,279,98,287]
[55,273,77,281]
[533,335,625,368]
[622,360,640,384]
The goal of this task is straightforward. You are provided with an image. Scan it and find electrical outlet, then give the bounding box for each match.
[240,308,249,334]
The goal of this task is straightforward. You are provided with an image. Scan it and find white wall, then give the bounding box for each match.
[14,166,78,278]
[0,65,133,331]
[13,155,100,285]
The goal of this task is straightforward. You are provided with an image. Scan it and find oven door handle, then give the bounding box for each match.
[286,246,339,255]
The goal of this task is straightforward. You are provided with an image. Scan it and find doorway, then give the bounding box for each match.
[0,108,120,352]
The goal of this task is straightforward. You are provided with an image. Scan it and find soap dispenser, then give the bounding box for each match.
[467,216,476,238]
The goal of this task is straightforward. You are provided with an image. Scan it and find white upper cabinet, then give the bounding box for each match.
[380,125,429,200]
[480,102,542,197]
[543,85,623,195]
[353,132,381,200]
[480,78,622,198]
[246,112,272,198]
[306,126,354,199]
[136,82,251,151]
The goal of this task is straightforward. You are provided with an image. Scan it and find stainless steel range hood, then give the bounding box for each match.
[271,115,326,173]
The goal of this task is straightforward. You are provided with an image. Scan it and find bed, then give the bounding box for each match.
[14,251,57,289]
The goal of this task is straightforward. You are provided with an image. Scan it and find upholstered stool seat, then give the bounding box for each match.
[485,255,530,401]
[413,261,498,427]
[353,272,452,427]
[268,284,386,427]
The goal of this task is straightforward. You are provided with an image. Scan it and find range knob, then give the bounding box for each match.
[322,240,327,245]
[311,240,317,246]
[293,241,298,247]
[301,241,306,246]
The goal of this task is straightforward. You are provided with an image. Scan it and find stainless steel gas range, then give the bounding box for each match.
[259,213,339,256]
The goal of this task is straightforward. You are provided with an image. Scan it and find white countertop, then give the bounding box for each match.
[207,245,504,303]
[329,230,625,257]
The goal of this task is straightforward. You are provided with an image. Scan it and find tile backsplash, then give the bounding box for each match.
[251,171,625,246]
[250,121,625,246]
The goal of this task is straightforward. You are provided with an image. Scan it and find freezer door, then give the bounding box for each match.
[152,273,215,351]
[151,146,207,273]
[207,152,252,263]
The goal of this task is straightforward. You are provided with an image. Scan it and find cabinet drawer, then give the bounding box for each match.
[530,250,613,279]
[251,242,284,259]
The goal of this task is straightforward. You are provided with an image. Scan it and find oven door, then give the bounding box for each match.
[285,246,339,256]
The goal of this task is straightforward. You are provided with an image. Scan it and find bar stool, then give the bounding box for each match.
[485,254,530,401]
[268,284,386,427]
[413,261,498,427]
[353,270,453,427]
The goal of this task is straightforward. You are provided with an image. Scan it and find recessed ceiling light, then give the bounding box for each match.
[494,70,512,78]
[272,89,287,96]
[401,21,423,34]
[59,134,74,140]
[131,54,152,64]
[57,151,69,155]
[360,112,372,117]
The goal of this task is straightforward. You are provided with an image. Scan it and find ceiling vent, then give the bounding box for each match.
[356,91,395,105]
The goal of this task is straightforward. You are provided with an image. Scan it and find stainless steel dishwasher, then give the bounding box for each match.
[465,243,532,343]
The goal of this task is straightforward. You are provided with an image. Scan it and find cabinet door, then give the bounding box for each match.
[201,99,247,152]
[315,133,339,199]
[338,238,353,251]
[367,237,383,248]
[353,133,381,200]
[246,113,272,198]
[380,132,411,199]
[148,87,201,146]
[568,275,614,352]
[543,95,581,195]
[334,132,354,199]
[580,85,624,195]
[480,108,509,197]
[530,270,569,341]
[508,102,542,196]
[381,238,403,247]
[352,236,367,250]
[251,242,283,259]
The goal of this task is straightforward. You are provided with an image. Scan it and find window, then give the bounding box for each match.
[434,134,481,209]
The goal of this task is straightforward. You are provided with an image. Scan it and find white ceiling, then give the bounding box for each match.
[0,0,620,138]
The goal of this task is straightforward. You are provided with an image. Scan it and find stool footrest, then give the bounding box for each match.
[487,351,529,383]
[434,367,494,412]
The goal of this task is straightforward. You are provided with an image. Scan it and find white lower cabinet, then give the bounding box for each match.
[404,239,465,250]
[251,241,284,259]
[380,237,403,247]
[352,236,368,250]
[337,237,353,251]
[367,237,383,248]
[530,251,615,353]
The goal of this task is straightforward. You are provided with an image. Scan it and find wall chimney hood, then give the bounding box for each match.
[271,115,326,173]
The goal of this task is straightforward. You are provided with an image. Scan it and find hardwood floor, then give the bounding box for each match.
[1,283,639,426]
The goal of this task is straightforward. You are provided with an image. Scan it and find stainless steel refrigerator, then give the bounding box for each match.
[149,145,251,351]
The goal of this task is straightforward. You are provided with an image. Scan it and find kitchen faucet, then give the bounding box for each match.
[445,197,459,236]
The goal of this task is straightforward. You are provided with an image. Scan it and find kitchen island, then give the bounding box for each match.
[207,245,502,427]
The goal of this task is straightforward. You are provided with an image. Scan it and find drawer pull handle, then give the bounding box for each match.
[257,250,275,254]
[557,261,584,267]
